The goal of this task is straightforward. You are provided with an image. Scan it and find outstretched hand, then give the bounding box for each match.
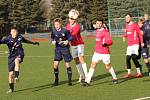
[33,42,40,46]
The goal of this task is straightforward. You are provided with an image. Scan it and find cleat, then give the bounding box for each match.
[77,75,85,83]
[14,77,19,83]
[68,80,72,86]
[123,74,132,78]
[148,72,150,76]
[82,82,90,87]
[112,79,118,84]
[53,78,59,86]
[135,73,142,78]
[6,89,13,94]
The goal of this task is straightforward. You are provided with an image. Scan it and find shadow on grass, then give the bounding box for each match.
[87,70,137,86]
[14,78,79,93]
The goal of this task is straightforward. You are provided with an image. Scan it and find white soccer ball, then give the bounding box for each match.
[68,9,79,20]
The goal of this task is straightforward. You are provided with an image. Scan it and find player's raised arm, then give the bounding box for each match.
[0,36,8,44]
[22,36,39,45]
[103,30,113,47]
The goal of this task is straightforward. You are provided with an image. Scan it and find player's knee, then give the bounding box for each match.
[131,54,137,60]
[54,61,59,68]
[105,63,111,70]
[126,55,131,61]
[91,62,97,69]
[74,57,80,64]
[144,59,149,63]
[15,58,20,63]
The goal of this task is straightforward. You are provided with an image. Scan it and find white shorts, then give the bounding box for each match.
[126,44,139,56]
[71,44,84,58]
[92,52,110,64]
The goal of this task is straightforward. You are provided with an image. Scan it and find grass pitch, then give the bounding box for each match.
[0,37,150,100]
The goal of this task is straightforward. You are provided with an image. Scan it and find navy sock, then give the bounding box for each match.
[9,83,14,91]
[146,62,150,72]
[54,68,59,79]
[67,67,72,82]
[15,71,19,78]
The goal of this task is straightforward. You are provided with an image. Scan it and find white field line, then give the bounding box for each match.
[133,97,150,100]
[0,54,125,58]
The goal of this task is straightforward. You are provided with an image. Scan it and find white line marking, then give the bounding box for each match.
[133,97,150,100]
[0,54,125,58]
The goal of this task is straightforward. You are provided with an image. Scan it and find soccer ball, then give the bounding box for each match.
[68,9,79,20]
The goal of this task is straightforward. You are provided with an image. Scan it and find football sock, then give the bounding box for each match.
[76,64,84,78]
[67,67,72,82]
[145,62,150,72]
[86,68,94,83]
[54,68,59,79]
[109,67,117,80]
[127,69,131,74]
[82,63,88,77]
[9,83,14,91]
[14,71,19,78]
[136,68,141,74]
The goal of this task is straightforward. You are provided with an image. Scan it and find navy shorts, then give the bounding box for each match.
[8,54,24,72]
[141,47,149,59]
[54,47,73,62]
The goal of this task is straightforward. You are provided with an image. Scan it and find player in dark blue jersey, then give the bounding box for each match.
[51,18,73,86]
[0,27,39,93]
[138,14,150,76]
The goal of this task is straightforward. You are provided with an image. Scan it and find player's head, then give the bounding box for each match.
[144,13,149,20]
[138,18,144,28]
[96,18,104,29]
[10,27,18,36]
[125,13,132,23]
[54,18,62,30]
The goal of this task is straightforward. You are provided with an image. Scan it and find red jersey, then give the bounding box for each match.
[66,23,84,46]
[95,28,113,54]
[124,22,143,46]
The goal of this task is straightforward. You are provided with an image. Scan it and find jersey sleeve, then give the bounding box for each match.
[135,24,144,44]
[66,30,72,41]
[0,37,8,44]
[105,30,113,46]
[51,31,55,41]
[22,36,34,44]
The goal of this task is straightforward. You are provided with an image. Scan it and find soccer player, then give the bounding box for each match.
[0,27,39,93]
[84,18,118,85]
[139,14,150,75]
[51,18,73,86]
[123,13,144,78]
[66,11,88,83]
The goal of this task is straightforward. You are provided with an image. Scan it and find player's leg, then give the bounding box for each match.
[53,48,62,86]
[14,57,22,83]
[71,46,84,82]
[85,53,99,84]
[141,47,150,75]
[124,46,132,78]
[78,44,88,79]
[62,48,73,86]
[131,45,142,78]
[53,61,60,86]
[7,58,15,93]
[7,71,15,93]
[65,62,72,86]
[102,54,118,84]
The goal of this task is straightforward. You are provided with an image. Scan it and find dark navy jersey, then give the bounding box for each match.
[51,28,72,48]
[141,20,150,45]
[0,35,29,57]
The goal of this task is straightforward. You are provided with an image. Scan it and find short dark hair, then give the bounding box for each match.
[11,26,17,30]
[54,18,62,23]
[97,18,104,23]
[126,13,132,17]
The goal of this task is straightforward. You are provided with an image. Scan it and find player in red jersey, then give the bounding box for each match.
[84,18,118,85]
[123,13,144,78]
[66,10,87,83]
